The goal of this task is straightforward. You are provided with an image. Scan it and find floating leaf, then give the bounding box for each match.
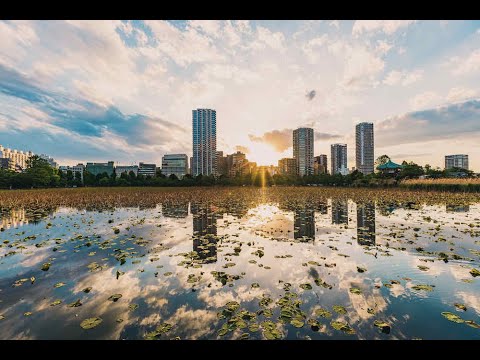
[24,312,32,316]
[82,287,92,293]
[80,317,103,329]
[470,268,480,277]
[54,282,66,288]
[374,320,391,334]
[128,304,139,312]
[417,265,429,271]
[68,299,82,307]
[330,321,355,334]
[315,308,332,318]
[108,294,122,302]
[333,305,347,314]
[441,312,464,323]
[411,284,434,292]
[50,300,62,306]
[357,266,367,273]
[454,303,467,311]
[290,317,304,328]
[30,277,36,284]
[251,283,260,288]
[41,262,51,271]
[300,283,312,290]
[465,320,480,329]
[349,287,362,295]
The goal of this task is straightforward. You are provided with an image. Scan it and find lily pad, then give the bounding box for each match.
[417,265,429,271]
[300,283,312,290]
[333,305,347,314]
[373,320,391,334]
[454,303,467,311]
[129,303,139,312]
[54,282,66,288]
[357,266,367,273]
[80,317,103,329]
[330,321,355,334]
[349,287,362,295]
[290,317,304,328]
[441,312,464,323]
[82,287,92,293]
[108,293,122,302]
[465,320,480,329]
[50,300,62,306]
[41,262,51,271]
[470,268,480,277]
[68,299,82,307]
[411,284,434,292]
[315,308,332,318]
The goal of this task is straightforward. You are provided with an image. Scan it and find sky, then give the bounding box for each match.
[1,20,480,170]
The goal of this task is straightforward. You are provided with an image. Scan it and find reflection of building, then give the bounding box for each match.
[115,165,138,178]
[332,199,348,225]
[278,158,296,176]
[86,161,114,176]
[314,201,328,214]
[445,154,468,170]
[191,203,218,263]
[357,202,376,246]
[192,108,217,176]
[355,122,374,175]
[294,208,315,241]
[0,209,29,229]
[162,202,189,218]
[331,144,348,175]
[314,155,328,175]
[293,127,314,176]
[446,204,470,212]
[138,162,156,177]
[162,154,188,179]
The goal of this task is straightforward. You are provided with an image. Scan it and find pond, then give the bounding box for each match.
[0,187,479,339]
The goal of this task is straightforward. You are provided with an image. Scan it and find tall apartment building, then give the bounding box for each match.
[39,154,58,168]
[314,155,328,175]
[355,122,374,175]
[278,158,297,176]
[331,144,348,175]
[357,202,376,246]
[293,127,314,176]
[445,154,469,170]
[162,154,188,179]
[138,162,156,177]
[192,108,217,176]
[0,145,33,170]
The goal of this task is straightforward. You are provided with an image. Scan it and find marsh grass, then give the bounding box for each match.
[400,178,480,192]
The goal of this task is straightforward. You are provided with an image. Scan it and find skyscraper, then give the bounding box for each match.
[331,144,348,175]
[192,108,217,176]
[445,154,468,170]
[355,122,374,175]
[314,155,328,174]
[293,127,314,176]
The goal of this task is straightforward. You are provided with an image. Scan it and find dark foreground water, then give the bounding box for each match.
[0,189,479,339]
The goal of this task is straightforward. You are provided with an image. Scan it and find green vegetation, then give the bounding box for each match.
[0,154,477,191]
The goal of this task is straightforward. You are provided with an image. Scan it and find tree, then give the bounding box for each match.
[398,161,424,179]
[169,174,179,181]
[375,155,391,168]
[24,155,56,188]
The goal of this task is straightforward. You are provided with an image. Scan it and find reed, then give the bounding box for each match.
[400,178,480,192]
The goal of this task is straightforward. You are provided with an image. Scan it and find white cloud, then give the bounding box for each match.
[383,69,423,86]
[375,40,393,55]
[410,91,442,110]
[446,86,477,102]
[342,45,385,89]
[450,49,480,75]
[352,20,416,36]
[329,20,340,29]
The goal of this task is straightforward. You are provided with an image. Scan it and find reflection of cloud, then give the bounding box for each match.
[166,306,217,339]
[20,246,52,267]
[457,291,480,316]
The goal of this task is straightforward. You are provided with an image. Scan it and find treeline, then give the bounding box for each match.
[0,155,476,189]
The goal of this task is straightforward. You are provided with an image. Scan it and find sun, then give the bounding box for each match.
[247,142,283,166]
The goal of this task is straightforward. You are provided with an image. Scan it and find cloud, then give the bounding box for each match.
[342,45,385,89]
[329,21,340,29]
[449,49,480,75]
[410,91,442,110]
[383,69,423,86]
[306,90,316,100]
[446,86,477,102]
[249,128,292,152]
[376,99,480,147]
[352,20,416,36]
[249,128,341,152]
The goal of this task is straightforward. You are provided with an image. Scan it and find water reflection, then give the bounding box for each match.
[356,202,376,246]
[0,189,479,340]
[294,208,315,241]
[191,203,219,264]
[332,199,348,225]
[446,203,470,212]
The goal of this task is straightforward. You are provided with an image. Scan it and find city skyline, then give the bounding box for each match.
[1,21,480,170]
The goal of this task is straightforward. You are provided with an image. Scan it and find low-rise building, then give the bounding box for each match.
[39,154,58,168]
[59,163,85,182]
[314,155,328,175]
[0,158,16,171]
[445,154,468,170]
[162,154,188,179]
[138,162,156,177]
[86,161,114,177]
[115,165,138,178]
[0,145,33,171]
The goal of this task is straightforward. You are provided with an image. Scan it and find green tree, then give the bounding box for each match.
[375,155,391,168]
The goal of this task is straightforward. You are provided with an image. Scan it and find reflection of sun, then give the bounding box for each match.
[247,142,281,166]
[246,204,280,226]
